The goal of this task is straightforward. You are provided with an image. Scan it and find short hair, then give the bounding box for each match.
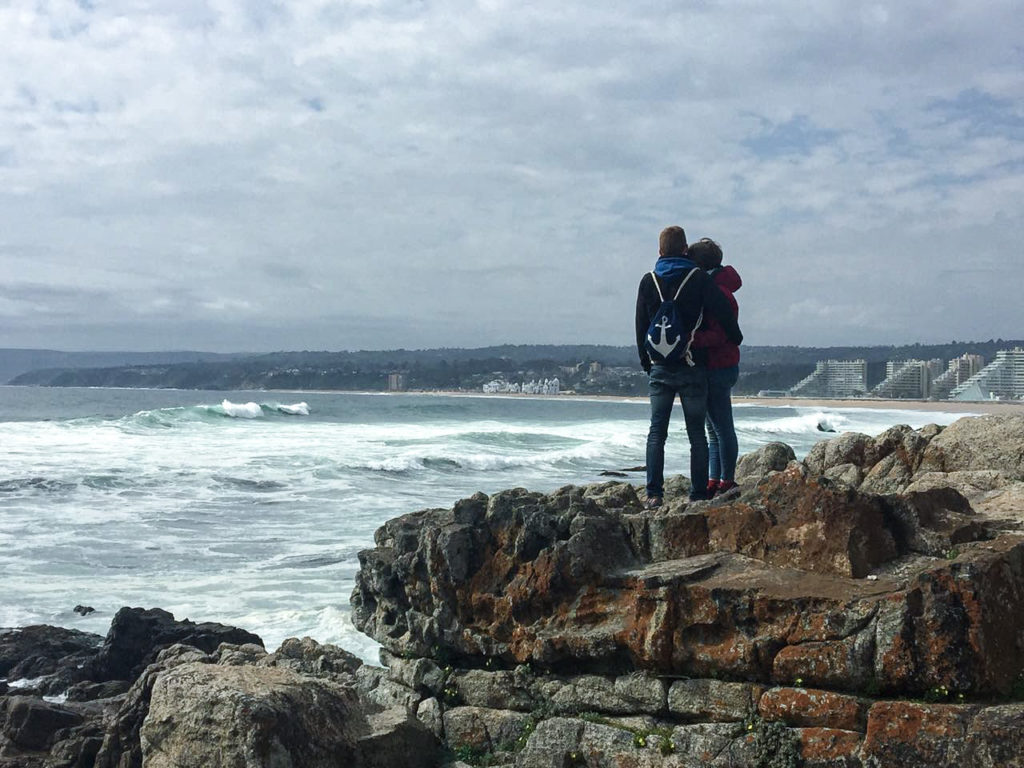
[689,237,723,269]
[658,226,688,257]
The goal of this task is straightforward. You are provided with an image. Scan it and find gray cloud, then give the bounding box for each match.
[0,0,1021,351]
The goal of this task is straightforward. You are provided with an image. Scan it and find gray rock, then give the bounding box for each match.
[139,662,364,768]
[415,696,443,739]
[536,673,666,716]
[2,696,84,751]
[358,706,439,768]
[449,669,536,711]
[734,442,796,484]
[667,679,763,722]
[442,706,531,752]
[381,649,444,694]
[260,636,362,678]
[355,664,423,712]
[918,414,1024,479]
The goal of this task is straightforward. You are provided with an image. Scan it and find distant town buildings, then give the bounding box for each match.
[788,359,868,398]
[951,348,1024,401]
[782,347,1024,402]
[386,373,406,392]
[483,378,560,395]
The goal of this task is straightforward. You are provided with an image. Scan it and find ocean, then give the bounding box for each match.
[0,386,972,661]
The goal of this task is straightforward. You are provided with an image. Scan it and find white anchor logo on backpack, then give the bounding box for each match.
[644,268,703,367]
[647,317,679,359]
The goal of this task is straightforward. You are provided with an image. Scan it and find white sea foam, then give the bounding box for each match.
[276,402,309,416]
[220,400,263,418]
[737,411,853,434]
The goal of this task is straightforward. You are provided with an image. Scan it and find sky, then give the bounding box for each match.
[1,0,1022,352]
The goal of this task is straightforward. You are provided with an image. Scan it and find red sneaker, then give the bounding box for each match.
[706,479,720,498]
[716,480,738,495]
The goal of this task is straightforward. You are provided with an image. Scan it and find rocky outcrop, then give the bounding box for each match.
[2,617,435,768]
[352,413,1024,766]
[6,413,1024,767]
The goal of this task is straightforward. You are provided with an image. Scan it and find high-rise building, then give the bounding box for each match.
[951,348,1024,400]
[931,354,985,399]
[789,359,868,398]
[872,359,944,399]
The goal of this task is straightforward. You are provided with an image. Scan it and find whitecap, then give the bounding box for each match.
[220,400,263,419]
[277,402,309,416]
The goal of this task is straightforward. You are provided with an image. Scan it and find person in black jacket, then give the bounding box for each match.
[635,226,743,507]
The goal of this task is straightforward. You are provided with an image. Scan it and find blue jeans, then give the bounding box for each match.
[706,365,739,482]
[646,364,709,501]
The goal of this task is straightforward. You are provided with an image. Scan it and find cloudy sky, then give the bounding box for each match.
[1,0,1021,352]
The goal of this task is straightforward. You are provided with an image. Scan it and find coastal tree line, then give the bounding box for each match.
[6,339,1021,396]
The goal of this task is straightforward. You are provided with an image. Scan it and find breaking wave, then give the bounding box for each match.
[120,401,310,429]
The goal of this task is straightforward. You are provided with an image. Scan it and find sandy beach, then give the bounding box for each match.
[734,396,1023,415]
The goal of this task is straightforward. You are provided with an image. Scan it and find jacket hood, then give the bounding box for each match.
[712,265,742,292]
[654,255,698,281]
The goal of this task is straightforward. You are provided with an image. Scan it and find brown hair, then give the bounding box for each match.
[689,237,723,269]
[658,226,688,257]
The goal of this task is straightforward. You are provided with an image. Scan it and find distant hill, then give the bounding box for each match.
[0,349,246,385]
[7,340,1022,395]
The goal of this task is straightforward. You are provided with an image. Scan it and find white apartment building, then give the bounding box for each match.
[872,359,944,399]
[789,359,868,398]
[951,348,1024,400]
[931,354,985,400]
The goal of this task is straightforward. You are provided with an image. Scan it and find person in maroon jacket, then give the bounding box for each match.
[689,238,741,496]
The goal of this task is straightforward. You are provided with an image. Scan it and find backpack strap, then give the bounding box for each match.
[674,268,702,366]
[648,271,664,302]
[672,267,700,299]
[684,308,703,366]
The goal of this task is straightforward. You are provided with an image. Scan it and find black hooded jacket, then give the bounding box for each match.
[635,261,743,372]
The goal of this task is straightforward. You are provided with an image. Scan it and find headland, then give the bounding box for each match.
[4,412,1024,767]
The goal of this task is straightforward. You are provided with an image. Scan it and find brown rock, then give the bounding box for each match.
[862,701,977,767]
[710,465,898,577]
[758,687,867,731]
[796,727,863,768]
[964,703,1024,767]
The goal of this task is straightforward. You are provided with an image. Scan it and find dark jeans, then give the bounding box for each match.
[646,363,709,500]
[706,365,739,482]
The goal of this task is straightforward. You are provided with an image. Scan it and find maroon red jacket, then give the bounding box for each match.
[692,265,741,369]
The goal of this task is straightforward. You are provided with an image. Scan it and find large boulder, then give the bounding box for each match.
[733,441,796,485]
[139,663,366,768]
[87,607,263,682]
[918,414,1024,478]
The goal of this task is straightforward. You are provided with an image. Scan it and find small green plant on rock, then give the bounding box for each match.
[452,744,489,766]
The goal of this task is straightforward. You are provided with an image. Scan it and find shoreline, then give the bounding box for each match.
[4,383,1021,415]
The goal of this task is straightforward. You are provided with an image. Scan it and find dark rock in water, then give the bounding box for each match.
[817,421,837,432]
[2,695,84,751]
[599,470,627,477]
[0,625,103,696]
[73,605,95,616]
[87,607,264,682]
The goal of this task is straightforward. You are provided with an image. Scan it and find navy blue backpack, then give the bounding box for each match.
[645,268,703,366]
